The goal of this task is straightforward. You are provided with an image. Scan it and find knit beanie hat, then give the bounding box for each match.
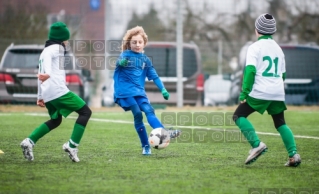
[255,13,276,35]
[48,22,70,41]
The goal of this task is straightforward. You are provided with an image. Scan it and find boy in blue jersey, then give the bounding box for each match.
[233,14,301,167]
[113,26,180,155]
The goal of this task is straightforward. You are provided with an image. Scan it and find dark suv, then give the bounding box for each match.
[143,41,203,106]
[0,44,93,104]
[229,43,319,105]
[282,45,319,105]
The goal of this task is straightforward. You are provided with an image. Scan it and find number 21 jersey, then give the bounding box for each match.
[246,37,286,101]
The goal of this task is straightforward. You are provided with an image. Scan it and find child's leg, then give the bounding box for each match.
[139,103,163,129]
[233,102,260,148]
[21,115,62,161]
[271,112,297,157]
[68,105,92,148]
[29,115,63,144]
[131,104,149,148]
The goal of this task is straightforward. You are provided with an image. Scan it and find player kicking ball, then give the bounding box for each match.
[233,13,301,167]
[113,26,181,155]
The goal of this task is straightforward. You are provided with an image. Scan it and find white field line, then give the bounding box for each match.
[24,113,319,140]
[0,113,14,116]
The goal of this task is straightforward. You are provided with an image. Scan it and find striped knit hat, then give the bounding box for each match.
[255,13,276,35]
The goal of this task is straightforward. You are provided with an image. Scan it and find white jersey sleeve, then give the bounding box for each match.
[38,45,69,102]
[281,54,286,74]
[41,50,53,75]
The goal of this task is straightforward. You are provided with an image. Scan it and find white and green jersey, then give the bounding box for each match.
[38,44,69,102]
[245,36,286,101]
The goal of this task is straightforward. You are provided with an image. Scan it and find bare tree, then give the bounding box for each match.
[0,2,48,41]
[125,5,166,41]
[124,0,319,74]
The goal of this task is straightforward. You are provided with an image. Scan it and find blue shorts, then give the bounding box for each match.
[115,96,150,111]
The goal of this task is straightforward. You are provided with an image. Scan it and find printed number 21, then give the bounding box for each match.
[262,56,280,77]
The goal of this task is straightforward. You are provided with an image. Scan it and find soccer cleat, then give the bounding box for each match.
[245,142,268,165]
[62,142,80,162]
[20,138,34,161]
[142,145,151,155]
[285,154,301,167]
[167,128,181,139]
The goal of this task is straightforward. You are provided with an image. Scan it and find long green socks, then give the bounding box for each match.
[29,123,50,144]
[236,117,260,148]
[236,117,297,157]
[28,122,86,149]
[277,125,297,157]
[69,123,86,148]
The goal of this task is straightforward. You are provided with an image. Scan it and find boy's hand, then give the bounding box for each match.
[239,92,247,104]
[161,88,170,100]
[38,73,50,82]
[37,99,45,107]
[240,99,246,104]
[119,58,128,66]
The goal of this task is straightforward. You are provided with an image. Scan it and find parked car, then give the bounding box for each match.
[228,69,243,105]
[282,44,319,105]
[101,41,204,107]
[229,43,319,105]
[101,80,115,107]
[203,74,232,106]
[0,44,93,104]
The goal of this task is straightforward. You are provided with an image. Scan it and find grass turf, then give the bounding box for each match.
[0,109,319,194]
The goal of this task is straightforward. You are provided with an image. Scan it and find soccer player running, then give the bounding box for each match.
[20,22,92,162]
[233,13,301,167]
[113,26,180,155]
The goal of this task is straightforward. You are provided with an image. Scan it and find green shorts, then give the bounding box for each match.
[246,96,287,115]
[45,92,86,119]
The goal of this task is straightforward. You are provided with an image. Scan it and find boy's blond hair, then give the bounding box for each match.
[121,26,148,51]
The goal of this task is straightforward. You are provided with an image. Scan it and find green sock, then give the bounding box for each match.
[277,125,297,157]
[28,123,50,144]
[69,123,86,148]
[236,117,260,148]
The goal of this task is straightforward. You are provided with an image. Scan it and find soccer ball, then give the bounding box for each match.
[148,128,170,149]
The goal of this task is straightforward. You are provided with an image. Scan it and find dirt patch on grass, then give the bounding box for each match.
[0,105,48,113]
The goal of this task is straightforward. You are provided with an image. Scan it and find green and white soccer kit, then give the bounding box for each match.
[29,44,86,147]
[240,35,287,115]
[237,35,297,158]
[38,44,85,119]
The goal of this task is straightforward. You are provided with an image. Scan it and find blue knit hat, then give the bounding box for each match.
[255,13,276,35]
[48,22,70,41]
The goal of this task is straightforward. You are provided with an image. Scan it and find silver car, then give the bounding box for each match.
[204,74,232,106]
[0,44,93,104]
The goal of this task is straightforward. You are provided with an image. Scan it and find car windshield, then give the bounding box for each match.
[3,49,75,70]
[144,47,198,77]
[3,49,42,69]
[283,47,319,79]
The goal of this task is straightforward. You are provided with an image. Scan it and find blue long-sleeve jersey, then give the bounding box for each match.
[113,50,159,100]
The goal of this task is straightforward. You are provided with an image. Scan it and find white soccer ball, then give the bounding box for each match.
[148,128,170,149]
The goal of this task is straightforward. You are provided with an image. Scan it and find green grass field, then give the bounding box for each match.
[0,107,319,194]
